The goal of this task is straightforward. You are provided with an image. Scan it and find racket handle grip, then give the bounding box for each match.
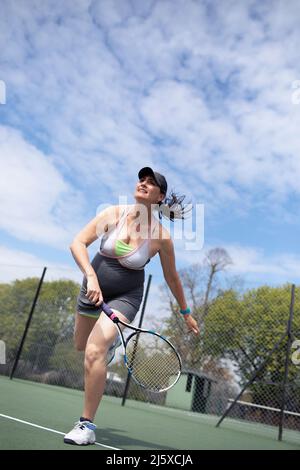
[101,302,118,322]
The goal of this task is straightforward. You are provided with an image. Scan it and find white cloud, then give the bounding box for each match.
[1,0,299,214]
[174,240,300,285]
[0,125,86,248]
[0,245,82,283]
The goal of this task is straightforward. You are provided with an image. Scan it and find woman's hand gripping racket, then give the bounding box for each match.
[101,302,182,393]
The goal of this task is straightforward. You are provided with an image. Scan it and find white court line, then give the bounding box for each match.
[0,413,121,450]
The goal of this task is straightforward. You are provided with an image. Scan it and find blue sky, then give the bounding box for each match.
[0,0,300,304]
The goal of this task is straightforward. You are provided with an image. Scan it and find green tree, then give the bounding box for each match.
[0,277,80,372]
[161,272,300,408]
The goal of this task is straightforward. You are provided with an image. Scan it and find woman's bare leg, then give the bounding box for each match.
[82,309,127,421]
[74,312,97,351]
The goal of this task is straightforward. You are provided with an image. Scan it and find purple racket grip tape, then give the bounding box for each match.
[101,302,118,321]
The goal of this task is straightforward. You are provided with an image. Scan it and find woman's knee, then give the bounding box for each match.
[84,343,107,369]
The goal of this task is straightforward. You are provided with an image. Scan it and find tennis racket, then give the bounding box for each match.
[101,302,182,393]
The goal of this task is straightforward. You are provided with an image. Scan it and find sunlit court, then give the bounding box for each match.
[1,376,300,450]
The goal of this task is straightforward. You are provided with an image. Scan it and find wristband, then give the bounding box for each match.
[180,307,191,315]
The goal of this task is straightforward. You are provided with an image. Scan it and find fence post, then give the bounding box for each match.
[278,284,295,441]
[121,274,152,406]
[10,267,47,380]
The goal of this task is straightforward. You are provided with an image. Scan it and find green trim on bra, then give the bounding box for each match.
[115,239,134,256]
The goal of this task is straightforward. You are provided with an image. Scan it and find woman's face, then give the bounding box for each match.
[134,175,164,206]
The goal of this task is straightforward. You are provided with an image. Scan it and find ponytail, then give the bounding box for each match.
[158,190,192,221]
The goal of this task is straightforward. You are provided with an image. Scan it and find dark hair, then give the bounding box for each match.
[157,190,192,221]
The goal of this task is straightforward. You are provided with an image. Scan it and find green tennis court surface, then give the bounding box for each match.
[0,376,299,450]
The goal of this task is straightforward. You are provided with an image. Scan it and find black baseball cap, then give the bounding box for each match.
[138,167,168,195]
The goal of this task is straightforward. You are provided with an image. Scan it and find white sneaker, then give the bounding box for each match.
[64,421,96,445]
[106,337,122,365]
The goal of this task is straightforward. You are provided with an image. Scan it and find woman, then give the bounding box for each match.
[64,167,200,445]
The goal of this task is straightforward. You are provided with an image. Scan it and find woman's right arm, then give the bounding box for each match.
[70,205,118,306]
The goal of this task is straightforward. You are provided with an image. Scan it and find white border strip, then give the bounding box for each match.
[0,413,121,450]
[228,399,300,417]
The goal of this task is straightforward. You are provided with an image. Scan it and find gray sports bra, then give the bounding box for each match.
[99,205,158,271]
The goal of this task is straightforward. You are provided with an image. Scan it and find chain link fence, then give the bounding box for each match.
[1,265,300,437]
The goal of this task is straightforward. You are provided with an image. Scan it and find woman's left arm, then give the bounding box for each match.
[159,237,200,335]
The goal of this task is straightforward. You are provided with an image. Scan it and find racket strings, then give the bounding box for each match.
[125,333,181,392]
